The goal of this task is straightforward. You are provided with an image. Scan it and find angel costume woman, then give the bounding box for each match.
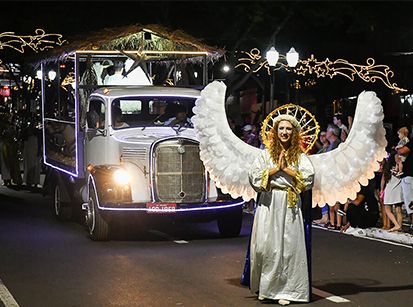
[192,81,387,305]
[248,115,314,303]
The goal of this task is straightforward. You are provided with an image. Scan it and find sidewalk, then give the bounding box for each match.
[311,223,413,247]
[243,205,413,248]
[364,227,413,246]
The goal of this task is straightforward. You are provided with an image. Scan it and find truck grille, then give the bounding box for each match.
[154,139,205,203]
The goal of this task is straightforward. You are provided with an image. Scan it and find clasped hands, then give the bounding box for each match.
[269,150,296,177]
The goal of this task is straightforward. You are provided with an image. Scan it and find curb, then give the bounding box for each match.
[364,227,413,246]
[247,208,413,247]
[312,224,413,248]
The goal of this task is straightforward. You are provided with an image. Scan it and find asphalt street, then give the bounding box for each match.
[0,186,412,307]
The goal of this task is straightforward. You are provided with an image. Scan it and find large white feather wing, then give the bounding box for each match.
[192,81,261,201]
[309,91,387,207]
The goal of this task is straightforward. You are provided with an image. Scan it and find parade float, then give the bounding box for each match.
[37,24,244,240]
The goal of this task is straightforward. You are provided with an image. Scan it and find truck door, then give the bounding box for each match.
[85,98,107,166]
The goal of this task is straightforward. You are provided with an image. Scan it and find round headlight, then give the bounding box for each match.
[113,169,131,185]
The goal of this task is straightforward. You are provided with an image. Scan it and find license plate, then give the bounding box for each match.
[146,203,177,213]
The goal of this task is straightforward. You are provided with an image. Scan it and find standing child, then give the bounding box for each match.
[380,153,404,232]
[393,127,409,176]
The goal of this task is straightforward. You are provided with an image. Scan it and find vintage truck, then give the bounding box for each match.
[40,48,243,240]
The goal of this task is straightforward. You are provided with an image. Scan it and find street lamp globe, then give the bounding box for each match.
[36,70,42,79]
[266,47,279,66]
[222,64,230,73]
[48,70,57,81]
[286,47,299,67]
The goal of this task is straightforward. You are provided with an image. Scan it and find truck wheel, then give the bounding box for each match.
[53,183,72,221]
[86,183,110,241]
[217,205,243,237]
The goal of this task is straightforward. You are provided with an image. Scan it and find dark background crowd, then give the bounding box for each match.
[0,104,42,191]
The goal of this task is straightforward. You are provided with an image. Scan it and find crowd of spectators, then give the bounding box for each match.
[311,115,413,235]
[0,110,42,191]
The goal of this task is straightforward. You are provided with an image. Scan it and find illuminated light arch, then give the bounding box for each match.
[0,28,67,54]
[236,48,407,92]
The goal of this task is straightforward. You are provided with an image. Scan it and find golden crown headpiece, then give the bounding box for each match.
[261,103,320,153]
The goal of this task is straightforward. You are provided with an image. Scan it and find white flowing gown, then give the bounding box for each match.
[248,150,315,302]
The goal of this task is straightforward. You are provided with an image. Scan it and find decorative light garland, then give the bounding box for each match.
[0,28,66,54]
[60,71,75,90]
[235,48,279,75]
[236,48,406,92]
[291,78,317,90]
[295,54,406,92]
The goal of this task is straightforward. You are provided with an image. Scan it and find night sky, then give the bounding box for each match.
[2,0,413,61]
[1,0,413,99]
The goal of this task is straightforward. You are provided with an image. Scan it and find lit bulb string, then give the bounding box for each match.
[235,48,290,75]
[60,72,75,91]
[295,55,406,92]
[236,49,406,92]
[0,29,67,54]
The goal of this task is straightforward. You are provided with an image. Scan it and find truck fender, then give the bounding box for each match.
[80,184,88,203]
[86,166,131,205]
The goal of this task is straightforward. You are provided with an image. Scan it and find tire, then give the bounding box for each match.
[85,182,110,241]
[53,183,72,221]
[217,205,243,237]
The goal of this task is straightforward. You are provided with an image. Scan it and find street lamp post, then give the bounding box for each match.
[266,47,279,113]
[266,46,314,297]
[265,46,299,112]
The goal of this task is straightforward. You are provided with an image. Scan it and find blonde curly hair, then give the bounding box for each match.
[267,120,303,166]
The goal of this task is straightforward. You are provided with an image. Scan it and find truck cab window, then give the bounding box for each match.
[111,99,142,129]
[87,99,105,129]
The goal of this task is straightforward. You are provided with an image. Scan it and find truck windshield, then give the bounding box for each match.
[111,96,198,129]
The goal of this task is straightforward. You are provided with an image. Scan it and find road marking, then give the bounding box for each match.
[0,278,19,307]
[148,230,189,244]
[312,287,350,303]
[173,240,189,244]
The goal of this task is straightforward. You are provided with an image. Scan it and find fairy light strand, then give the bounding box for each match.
[0,29,67,54]
[236,48,406,92]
